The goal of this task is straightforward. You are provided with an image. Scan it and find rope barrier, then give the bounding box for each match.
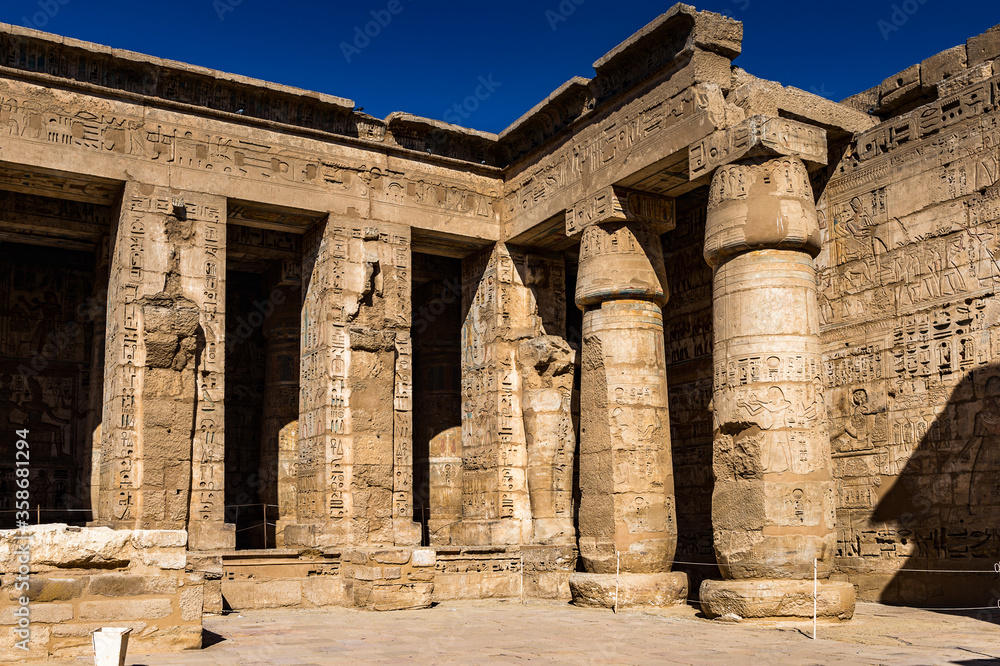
[670,559,1000,574]
[648,596,1000,612]
[0,508,93,513]
[0,503,281,513]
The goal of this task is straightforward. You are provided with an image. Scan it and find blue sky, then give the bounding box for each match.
[1,0,997,134]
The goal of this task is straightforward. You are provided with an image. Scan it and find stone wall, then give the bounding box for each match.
[340,547,436,611]
[0,241,102,529]
[218,549,344,611]
[0,525,202,662]
[820,30,1000,605]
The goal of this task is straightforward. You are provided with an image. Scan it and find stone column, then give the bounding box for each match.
[286,218,419,548]
[427,426,462,545]
[518,335,576,546]
[260,261,301,548]
[699,157,854,620]
[567,187,687,608]
[86,235,110,519]
[98,182,234,550]
[458,244,568,547]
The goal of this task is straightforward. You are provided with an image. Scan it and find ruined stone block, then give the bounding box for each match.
[920,45,968,91]
[967,23,1000,65]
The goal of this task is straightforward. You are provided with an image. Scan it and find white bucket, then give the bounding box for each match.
[92,627,132,666]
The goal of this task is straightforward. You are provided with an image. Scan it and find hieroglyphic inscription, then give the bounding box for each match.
[0,79,499,224]
[823,72,1000,584]
[460,244,567,544]
[503,83,721,232]
[689,115,827,180]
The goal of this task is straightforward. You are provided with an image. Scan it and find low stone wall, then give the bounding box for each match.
[220,549,346,611]
[0,524,202,662]
[341,548,436,611]
[220,547,436,612]
[433,546,575,601]
[214,545,576,612]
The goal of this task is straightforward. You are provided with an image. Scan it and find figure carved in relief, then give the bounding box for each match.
[940,236,968,296]
[960,376,1000,514]
[739,386,792,473]
[838,197,890,285]
[833,388,881,453]
[739,386,791,430]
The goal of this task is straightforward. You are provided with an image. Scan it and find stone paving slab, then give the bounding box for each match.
[15,601,1000,665]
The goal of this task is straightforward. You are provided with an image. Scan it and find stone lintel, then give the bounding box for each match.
[689,115,828,181]
[566,186,676,236]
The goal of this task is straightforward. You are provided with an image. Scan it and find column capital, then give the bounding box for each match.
[689,115,827,181]
[575,221,669,308]
[703,156,821,267]
[566,186,675,237]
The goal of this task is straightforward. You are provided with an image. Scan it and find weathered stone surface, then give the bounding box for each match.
[0,525,186,572]
[78,598,173,621]
[921,45,968,91]
[700,579,855,620]
[570,572,688,609]
[4,1,1000,633]
[576,221,677,577]
[701,156,849,617]
[689,115,827,180]
[967,23,1000,66]
[518,336,577,546]
[8,577,85,603]
[0,603,73,624]
[879,64,922,111]
[727,69,876,137]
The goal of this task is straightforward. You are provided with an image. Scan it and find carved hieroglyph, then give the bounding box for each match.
[458,243,568,546]
[286,218,419,547]
[575,220,677,573]
[820,71,1000,604]
[518,335,576,546]
[427,426,463,545]
[98,182,234,550]
[701,157,853,619]
[570,210,689,608]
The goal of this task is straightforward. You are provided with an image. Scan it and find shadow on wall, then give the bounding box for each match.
[870,366,1000,621]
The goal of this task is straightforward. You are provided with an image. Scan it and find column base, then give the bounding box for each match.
[699,578,855,621]
[570,572,688,609]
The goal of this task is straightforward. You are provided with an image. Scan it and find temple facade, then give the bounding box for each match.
[2,4,1000,659]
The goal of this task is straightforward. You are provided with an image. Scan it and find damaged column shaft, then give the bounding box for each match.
[98,181,233,550]
[568,187,687,608]
[700,156,854,619]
